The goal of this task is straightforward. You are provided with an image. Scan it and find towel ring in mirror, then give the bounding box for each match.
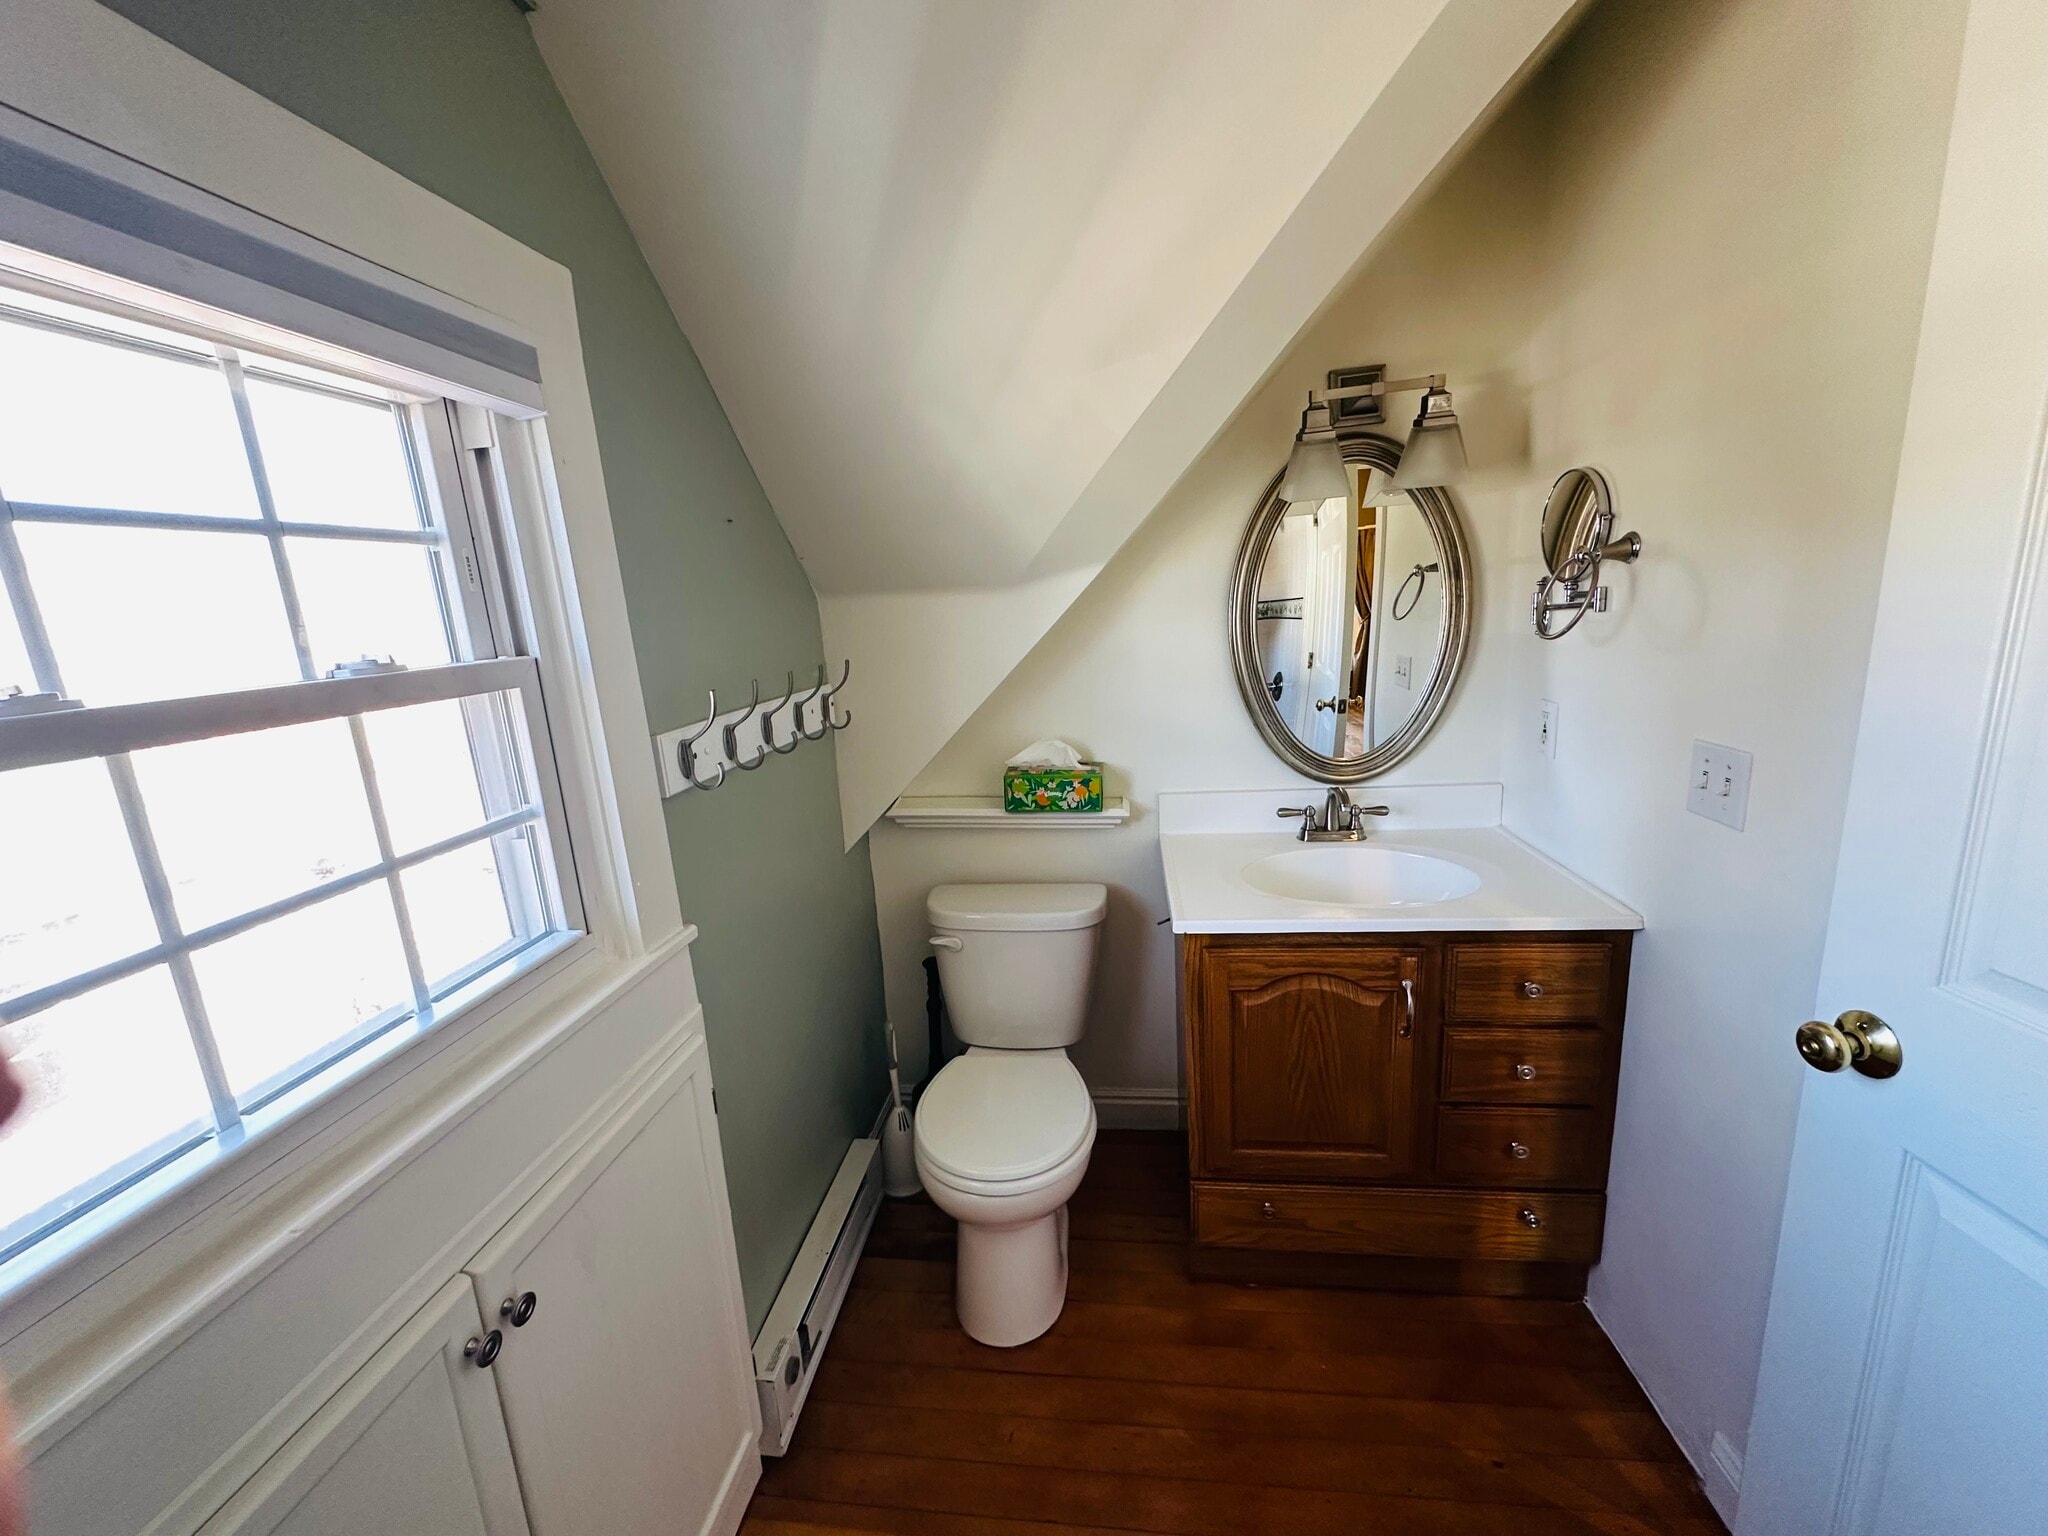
[1391,561,1439,622]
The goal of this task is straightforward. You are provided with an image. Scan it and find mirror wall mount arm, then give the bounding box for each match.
[1229,431,1472,784]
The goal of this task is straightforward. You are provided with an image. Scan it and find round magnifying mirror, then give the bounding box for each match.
[1229,433,1471,782]
[1539,466,1612,577]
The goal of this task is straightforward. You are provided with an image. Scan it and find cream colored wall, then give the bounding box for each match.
[871,0,1969,1513]
[1502,0,1966,1508]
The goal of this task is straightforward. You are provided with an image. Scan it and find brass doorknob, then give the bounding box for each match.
[1795,1010,1903,1079]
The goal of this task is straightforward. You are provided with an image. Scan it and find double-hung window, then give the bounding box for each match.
[0,281,585,1275]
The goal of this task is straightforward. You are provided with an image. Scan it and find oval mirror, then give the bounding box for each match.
[1539,465,1610,577]
[1229,433,1471,781]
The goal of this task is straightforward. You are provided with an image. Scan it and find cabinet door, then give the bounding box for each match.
[200,1279,530,1536]
[464,1031,760,1536]
[1191,944,1424,1181]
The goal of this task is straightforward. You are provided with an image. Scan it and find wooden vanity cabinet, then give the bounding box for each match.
[1181,930,1633,1297]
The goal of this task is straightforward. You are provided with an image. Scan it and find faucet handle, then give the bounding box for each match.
[1277,804,1319,839]
[1346,803,1392,831]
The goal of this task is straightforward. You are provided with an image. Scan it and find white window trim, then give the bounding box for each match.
[0,0,689,1429]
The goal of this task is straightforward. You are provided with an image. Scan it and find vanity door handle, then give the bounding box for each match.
[1518,1208,1542,1230]
[1507,1141,1531,1160]
[1519,981,1544,999]
[1399,979,1415,1038]
[1514,1063,1538,1081]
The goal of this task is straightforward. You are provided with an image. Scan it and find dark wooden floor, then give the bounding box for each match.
[742,1130,1724,1536]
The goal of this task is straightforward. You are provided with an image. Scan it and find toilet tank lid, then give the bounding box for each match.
[927,882,1108,931]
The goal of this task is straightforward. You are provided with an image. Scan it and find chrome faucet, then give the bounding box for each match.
[1277,786,1392,842]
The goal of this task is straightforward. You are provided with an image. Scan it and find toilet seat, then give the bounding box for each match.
[915,1049,1095,1191]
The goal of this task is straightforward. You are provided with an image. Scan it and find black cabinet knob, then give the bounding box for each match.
[466,1329,504,1368]
[500,1290,538,1328]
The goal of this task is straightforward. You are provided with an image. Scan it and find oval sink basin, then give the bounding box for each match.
[1241,845,1482,908]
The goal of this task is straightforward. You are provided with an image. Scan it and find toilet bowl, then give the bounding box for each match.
[917,882,1106,1346]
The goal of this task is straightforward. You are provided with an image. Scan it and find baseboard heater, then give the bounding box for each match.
[752,1136,882,1455]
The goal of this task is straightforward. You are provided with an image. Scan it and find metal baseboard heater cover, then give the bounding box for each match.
[752,1137,882,1455]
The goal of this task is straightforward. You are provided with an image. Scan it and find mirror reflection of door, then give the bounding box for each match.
[1254,492,1356,755]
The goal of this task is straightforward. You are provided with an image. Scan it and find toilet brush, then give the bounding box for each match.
[880,1020,922,1198]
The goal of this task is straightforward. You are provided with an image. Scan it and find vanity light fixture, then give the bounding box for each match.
[1278,398,1350,502]
[1281,366,1469,504]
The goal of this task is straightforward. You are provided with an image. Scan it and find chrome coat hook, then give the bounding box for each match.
[764,671,803,755]
[677,689,724,791]
[723,678,769,769]
[821,658,852,731]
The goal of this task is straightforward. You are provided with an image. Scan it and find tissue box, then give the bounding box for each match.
[1003,764,1105,814]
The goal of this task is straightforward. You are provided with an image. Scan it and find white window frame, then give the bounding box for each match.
[0,0,685,1369]
[0,281,598,1283]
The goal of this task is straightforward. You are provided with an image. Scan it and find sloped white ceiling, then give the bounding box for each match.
[531,0,1578,842]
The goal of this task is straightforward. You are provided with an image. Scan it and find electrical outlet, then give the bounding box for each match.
[1393,653,1413,689]
[1687,739,1753,830]
[1537,699,1559,760]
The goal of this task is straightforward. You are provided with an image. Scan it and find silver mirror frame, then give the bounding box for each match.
[1228,432,1472,783]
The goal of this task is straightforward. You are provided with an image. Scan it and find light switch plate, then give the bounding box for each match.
[1688,739,1752,830]
[1537,699,1559,760]
[1393,653,1413,689]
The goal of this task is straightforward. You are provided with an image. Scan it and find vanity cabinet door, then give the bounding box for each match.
[1189,944,1425,1182]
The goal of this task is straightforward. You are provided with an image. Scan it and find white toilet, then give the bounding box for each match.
[916,882,1105,1347]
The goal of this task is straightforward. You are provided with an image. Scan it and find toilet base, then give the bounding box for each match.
[955,1205,1070,1347]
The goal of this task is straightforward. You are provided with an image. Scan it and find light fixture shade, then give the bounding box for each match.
[1279,435,1349,503]
[1388,386,1468,491]
[1279,399,1350,502]
[1360,470,1409,508]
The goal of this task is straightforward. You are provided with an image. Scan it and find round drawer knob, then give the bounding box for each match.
[1518,1208,1542,1229]
[464,1330,504,1369]
[1513,1063,1537,1081]
[1507,1141,1531,1160]
[1519,981,1544,999]
[500,1290,537,1328]
[1260,1201,1278,1219]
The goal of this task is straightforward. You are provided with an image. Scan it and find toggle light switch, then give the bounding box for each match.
[1687,739,1753,830]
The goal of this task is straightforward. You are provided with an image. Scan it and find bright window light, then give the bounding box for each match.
[0,286,584,1277]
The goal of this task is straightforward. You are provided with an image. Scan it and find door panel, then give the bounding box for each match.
[200,1279,528,1536]
[1741,3,2048,1530]
[1192,946,1421,1181]
[464,1033,758,1536]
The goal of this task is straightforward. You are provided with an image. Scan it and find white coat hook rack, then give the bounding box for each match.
[653,660,850,797]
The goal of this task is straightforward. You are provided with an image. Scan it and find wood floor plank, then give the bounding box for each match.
[740,1131,1722,1536]
[758,1448,1721,1536]
[826,1314,1644,1408]
[836,1285,1628,1370]
[806,1359,1685,1462]
[790,1401,1716,1519]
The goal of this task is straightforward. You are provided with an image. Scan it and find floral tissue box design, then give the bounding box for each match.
[1002,764,1105,814]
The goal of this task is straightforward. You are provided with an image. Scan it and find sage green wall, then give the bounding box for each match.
[97,0,886,1331]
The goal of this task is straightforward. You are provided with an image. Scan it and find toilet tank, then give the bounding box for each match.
[927,883,1107,1049]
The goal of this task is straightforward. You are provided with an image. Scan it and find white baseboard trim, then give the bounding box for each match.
[1585,1295,1742,1528]
[1092,1089,1184,1131]
[1706,1429,1745,1517]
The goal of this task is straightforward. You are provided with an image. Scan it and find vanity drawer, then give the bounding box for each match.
[1192,1180,1604,1264]
[1447,942,1610,1024]
[1434,1106,1606,1186]
[1441,1028,1606,1106]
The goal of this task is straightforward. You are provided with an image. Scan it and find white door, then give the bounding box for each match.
[1300,496,1353,755]
[464,1031,760,1536]
[1740,3,2048,1532]
[199,1279,530,1536]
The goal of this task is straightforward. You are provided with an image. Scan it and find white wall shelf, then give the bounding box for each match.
[884,795,1131,830]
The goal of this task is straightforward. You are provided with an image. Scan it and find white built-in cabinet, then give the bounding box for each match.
[194,1031,757,1536]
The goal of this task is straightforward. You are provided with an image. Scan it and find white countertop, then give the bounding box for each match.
[1158,786,1642,934]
